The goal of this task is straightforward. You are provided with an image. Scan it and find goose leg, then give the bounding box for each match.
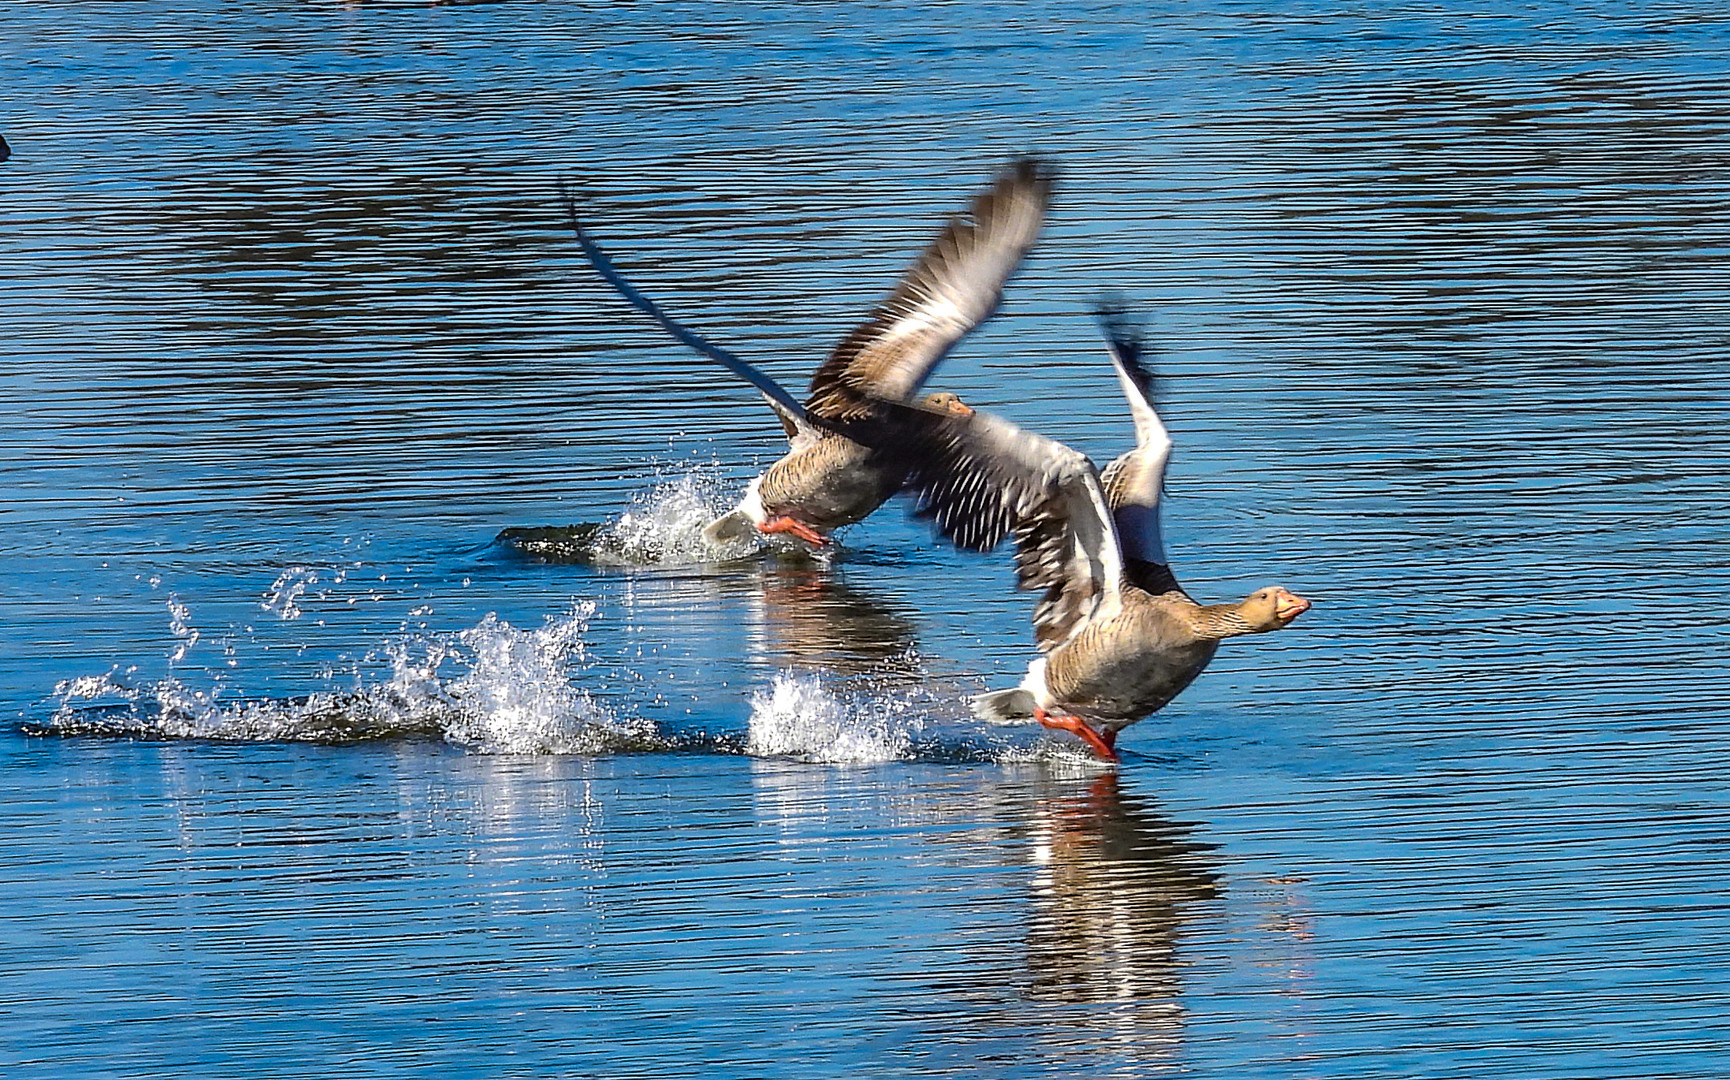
[758,516,829,546]
[1034,707,1119,762]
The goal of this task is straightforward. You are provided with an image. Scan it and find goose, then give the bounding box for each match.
[565,157,1055,548]
[896,305,1310,761]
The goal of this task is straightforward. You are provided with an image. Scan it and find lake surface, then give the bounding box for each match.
[5,2,1730,1076]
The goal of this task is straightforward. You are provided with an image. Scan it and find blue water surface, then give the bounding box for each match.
[3,1,1729,1076]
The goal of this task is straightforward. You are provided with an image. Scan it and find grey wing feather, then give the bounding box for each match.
[889,405,1125,651]
[806,158,1055,421]
[561,187,818,439]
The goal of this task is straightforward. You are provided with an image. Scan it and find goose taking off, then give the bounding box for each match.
[565,158,1056,549]
[899,305,1310,761]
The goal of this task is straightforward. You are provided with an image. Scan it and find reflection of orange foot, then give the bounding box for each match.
[1034,706,1119,762]
[759,516,829,546]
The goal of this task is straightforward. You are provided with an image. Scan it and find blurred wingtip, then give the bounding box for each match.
[1091,296,1161,401]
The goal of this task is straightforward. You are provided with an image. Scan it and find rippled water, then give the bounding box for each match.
[5,2,1730,1076]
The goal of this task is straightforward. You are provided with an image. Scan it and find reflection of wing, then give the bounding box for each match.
[805,158,1055,421]
[1025,774,1218,1007]
[1094,302,1172,568]
[745,566,921,678]
[889,405,1124,652]
[561,188,820,446]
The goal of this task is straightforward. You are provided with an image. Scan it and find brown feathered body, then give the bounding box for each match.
[1033,450,1220,729]
[1040,587,1218,729]
[756,432,904,533]
[895,305,1309,752]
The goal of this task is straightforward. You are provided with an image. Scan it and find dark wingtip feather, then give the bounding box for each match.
[1009,154,1059,192]
[1092,296,1159,402]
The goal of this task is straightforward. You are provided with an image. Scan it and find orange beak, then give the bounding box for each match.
[1276,592,1311,623]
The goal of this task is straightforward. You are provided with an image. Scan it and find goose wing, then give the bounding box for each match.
[562,190,820,444]
[1094,302,1173,568]
[805,158,1056,421]
[879,404,1125,651]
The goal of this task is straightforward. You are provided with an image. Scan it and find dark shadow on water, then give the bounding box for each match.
[492,523,611,563]
[490,522,831,569]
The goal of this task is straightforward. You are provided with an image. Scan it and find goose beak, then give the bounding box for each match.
[1275,592,1311,623]
[945,399,974,418]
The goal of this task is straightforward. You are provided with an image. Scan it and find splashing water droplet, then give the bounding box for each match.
[591,467,759,566]
[165,594,199,663]
[261,566,321,620]
[746,671,923,764]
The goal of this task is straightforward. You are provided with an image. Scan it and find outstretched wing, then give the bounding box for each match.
[1094,301,1172,569]
[877,404,1124,651]
[561,186,819,442]
[805,158,1056,421]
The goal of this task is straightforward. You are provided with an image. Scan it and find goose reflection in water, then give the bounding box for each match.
[742,565,922,681]
[1020,773,1219,1054]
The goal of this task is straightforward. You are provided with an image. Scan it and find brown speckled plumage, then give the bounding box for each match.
[754,430,903,533]
[1039,587,1221,728]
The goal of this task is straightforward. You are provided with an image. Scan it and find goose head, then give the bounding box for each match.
[1237,586,1311,632]
[920,391,974,417]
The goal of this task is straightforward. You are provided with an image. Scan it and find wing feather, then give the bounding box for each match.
[561,186,819,440]
[1094,301,1172,567]
[806,158,1056,421]
[875,405,1125,651]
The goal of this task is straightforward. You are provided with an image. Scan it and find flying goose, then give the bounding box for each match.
[898,305,1310,761]
[565,158,1055,548]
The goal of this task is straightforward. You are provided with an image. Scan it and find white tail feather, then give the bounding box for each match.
[702,510,756,544]
[971,687,1037,725]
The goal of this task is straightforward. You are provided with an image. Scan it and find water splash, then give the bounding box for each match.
[259,565,349,620]
[498,467,778,566]
[40,603,657,754]
[439,608,652,753]
[591,468,759,566]
[740,671,1117,767]
[745,671,924,764]
[165,594,199,662]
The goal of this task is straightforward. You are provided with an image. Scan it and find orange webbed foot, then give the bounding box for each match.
[1034,707,1119,762]
[758,516,830,547]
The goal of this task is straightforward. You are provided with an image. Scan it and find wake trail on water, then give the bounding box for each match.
[35,563,1099,767]
[498,464,848,569]
[39,602,659,754]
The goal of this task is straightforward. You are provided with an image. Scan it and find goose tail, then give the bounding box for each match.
[702,510,757,545]
[970,687,1038,725]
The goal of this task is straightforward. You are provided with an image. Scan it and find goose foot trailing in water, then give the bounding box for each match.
[759,516,830,547]
[1034,706,1119,762]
